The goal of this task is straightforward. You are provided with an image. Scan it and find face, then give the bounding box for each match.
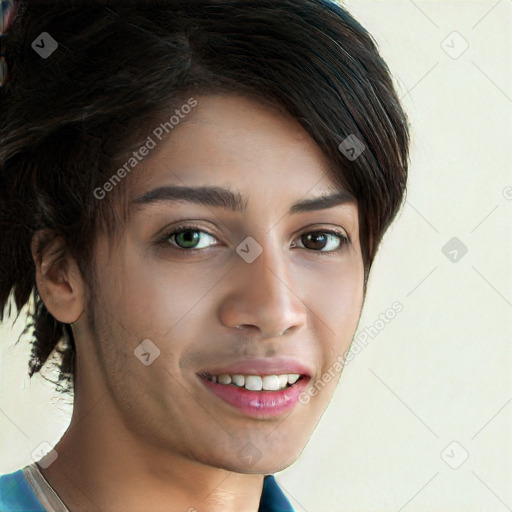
[82,94,365,473]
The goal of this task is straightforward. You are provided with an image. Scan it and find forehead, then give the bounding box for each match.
[130,94,348,204]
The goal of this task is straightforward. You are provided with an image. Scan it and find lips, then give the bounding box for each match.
[197,357,312,418]
[200,357,313,379]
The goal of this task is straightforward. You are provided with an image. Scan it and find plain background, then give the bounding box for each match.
[1,1,511,511]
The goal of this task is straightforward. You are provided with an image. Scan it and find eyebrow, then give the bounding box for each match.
[132,185,355,214]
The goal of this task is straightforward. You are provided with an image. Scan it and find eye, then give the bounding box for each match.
[158,225,349,253]
[161,225,219,251]
[295,230,349,253]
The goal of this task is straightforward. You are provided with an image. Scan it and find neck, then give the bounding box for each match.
[38,379,264,512]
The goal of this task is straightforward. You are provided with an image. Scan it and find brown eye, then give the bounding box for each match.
[298,231,348,252]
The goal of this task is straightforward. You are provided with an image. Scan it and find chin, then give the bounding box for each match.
[207,446,303,475]
[250,456,298,475]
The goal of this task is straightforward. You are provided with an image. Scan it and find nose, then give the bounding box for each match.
[218,240,308,339]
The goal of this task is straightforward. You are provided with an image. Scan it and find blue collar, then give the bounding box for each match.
[0,468,294,511]
[260,475,295,511]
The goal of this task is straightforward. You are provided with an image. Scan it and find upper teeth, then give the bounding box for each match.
[213,373,300,391]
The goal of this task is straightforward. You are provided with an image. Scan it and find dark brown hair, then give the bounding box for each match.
[0,0,410,393]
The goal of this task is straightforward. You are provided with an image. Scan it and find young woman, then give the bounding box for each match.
[0,1,409,510]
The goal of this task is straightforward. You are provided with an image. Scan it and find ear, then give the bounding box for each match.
[31,230,85,324]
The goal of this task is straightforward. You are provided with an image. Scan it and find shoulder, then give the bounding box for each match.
[0,466,45,512]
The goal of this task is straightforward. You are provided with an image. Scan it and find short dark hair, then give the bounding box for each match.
[0,0,410,393]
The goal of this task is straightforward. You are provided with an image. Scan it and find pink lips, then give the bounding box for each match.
[198,358,312,419]
[201,377,309,418]
[203,357,312,378]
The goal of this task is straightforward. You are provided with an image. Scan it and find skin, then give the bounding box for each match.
[33,94,365,512]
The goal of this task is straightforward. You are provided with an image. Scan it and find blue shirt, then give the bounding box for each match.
[0,465,295,512]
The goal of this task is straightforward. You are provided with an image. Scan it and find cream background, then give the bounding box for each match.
[1,1,511,510]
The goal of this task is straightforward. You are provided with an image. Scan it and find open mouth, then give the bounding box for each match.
[197,369,310,418]
[199,371,303,391]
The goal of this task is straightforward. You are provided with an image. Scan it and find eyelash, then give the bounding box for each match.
[156,223,350,255]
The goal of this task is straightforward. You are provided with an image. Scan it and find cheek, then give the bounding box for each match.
[293,269,363,426]
[128,268,224,341]
[307,257,364,397]
[310,257,365,337]
[97,247,215,340]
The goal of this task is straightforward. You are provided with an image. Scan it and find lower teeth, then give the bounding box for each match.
[228,382,289,391]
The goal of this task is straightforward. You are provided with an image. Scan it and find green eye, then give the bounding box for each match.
[170,228,218,250]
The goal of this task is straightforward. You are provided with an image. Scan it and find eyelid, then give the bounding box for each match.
[155,221,221,242]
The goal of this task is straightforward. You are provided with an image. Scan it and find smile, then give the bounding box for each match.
[198,360,311,418]
[204,372,301,391]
